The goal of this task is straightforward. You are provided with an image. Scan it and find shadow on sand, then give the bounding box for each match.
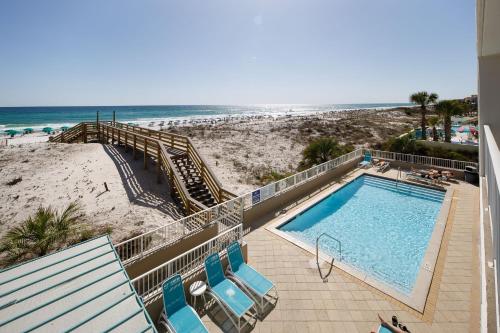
[102,143,183,220]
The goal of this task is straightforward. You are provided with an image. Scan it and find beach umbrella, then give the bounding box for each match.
[60,126,69,132]
[4,129,20,137]
[42,127,53,134]
[23,128,34,134]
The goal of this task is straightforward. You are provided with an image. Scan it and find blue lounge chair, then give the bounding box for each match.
[204,253,258,332]
[226,241,278,314]
[159,274,208,333]
[359,151,372,168]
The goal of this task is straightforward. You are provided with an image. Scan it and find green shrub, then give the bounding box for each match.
[0,202,84,265]
[379,136,478,162]
[299,137,354,170]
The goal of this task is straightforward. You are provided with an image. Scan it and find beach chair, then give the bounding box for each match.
[359,151,372,168]
[376,161,390,172]
[405,172,436,186]
[159,274,208,333]
[204,253,258,332]
[226,242,278,315]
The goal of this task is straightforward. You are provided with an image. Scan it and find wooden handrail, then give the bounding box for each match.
[49,121,236,214]
[159,143,207,213]
[113,122,236,203]
[99,123,208,214]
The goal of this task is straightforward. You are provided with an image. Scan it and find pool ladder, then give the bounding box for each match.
[396,167,402,188]
[316,233,342,283]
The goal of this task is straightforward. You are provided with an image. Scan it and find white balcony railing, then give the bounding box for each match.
[131,224,243,304]
[484,125,500,315]
[240,149,364,209]
[114,196,243,265]
[369,149,478,171]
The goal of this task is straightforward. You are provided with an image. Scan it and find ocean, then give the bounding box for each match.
[0,104,412,131]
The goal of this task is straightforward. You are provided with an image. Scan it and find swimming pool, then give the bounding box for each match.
[277,174,446,296]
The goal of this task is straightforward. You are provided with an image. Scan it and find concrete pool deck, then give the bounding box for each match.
[201,167,481,333]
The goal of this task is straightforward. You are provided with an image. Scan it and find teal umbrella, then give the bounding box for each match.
[42,127,53,134]
[60,126,69,132]
[4,129,20,137]
[23,128,34,134]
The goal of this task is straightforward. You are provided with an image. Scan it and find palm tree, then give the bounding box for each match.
[435,100,465,143]
[302,137,351,168]
[427,116,440,141]
[0,202,82,264]
[410,91,438,140]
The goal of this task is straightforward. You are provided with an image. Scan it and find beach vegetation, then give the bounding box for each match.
[6,176,22,186]
[379,136,478,162]
[435,100,466,142]
[427,116,440,141]
[383,135,417,154]
[299,137,353,169]
[410,91,438,140]
[258,170,293,185]
[0,202,87,265]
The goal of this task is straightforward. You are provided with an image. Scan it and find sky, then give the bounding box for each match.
[0,0,477,106]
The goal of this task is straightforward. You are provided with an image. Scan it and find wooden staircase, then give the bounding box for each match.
[50,121,235,215]
[171,154,216,207]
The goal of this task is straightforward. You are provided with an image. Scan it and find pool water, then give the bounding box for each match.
[279,175,445,294]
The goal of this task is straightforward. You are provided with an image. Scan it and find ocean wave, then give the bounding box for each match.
[0,104,413,129]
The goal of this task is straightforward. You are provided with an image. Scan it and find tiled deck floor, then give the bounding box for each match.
[202,168,480,333]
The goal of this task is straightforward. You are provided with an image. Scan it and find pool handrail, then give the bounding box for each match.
[316,232,340,282]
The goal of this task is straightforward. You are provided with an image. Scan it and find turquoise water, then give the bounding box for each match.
[279,175,445,294]
[0,104,412,131]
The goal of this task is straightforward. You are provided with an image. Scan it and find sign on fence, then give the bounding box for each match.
[252,190,261,205]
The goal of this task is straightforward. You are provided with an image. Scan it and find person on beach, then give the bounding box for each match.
[370,314,408,333]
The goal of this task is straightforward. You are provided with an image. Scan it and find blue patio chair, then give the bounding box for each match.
[226,241,278,314]
[359,151,372,168]
[159,274,208,333]
[204,253,258,332]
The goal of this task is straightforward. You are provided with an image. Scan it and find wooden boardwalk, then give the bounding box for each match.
[50,121,236,215]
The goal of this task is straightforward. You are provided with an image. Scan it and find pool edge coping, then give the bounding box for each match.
[264,171,453,313]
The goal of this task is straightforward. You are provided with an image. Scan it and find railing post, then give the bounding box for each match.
[83,124,87,143]
[140,236,144,259]
[156,146,161,184]
[144,139,148,169]
[124,131,128,151]
[133,135,137,160]
[61,130,64,143]
[96,111,100,142]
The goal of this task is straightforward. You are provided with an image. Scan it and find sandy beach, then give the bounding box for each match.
[0,107,418,243]
[0,142,183,243]
[170,107,418,194]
